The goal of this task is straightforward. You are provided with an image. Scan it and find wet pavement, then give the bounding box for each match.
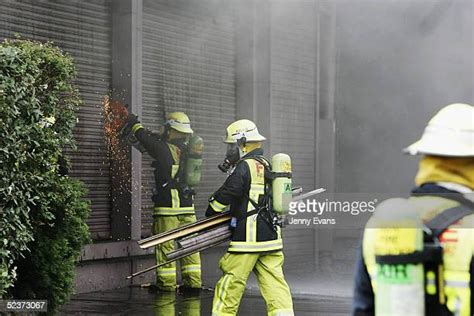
[59,286,352,315]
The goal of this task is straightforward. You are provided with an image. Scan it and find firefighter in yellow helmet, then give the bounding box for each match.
[206,119,294,316]
[126,111,202,292]
[353,103,474,316]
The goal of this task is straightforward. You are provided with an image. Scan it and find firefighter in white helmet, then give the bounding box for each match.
[353,103,474,316]
[206,119,294,316]
[126,111,202,292]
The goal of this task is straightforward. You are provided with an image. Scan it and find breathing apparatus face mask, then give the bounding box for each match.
[218,143,241,173]
[166,124,190,148]
[168,136,189,148]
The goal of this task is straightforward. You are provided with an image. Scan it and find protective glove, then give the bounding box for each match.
[120,113,146,153]
[120,113,139,139]
[126,113,140,128]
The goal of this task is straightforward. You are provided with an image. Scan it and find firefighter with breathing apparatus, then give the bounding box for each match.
[353,103,474,316]
[206,119,294,316]
[123,111,203,292]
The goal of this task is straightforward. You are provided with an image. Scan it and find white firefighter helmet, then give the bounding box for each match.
[224,119,266,144]
[166,111,193,134]
[404,103,474,157]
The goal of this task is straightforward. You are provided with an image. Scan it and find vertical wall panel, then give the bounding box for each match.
[270,1,318,269]
[141,0,236,236]
[270,1,317,191]
[0,0,112,240]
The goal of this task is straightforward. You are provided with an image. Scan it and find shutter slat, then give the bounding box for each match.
[141,0,235,237]
[0,0,113,240]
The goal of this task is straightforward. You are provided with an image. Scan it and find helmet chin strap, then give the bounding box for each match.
[238,147,246,158]
[236,135,248,158]
[163,122,171,141]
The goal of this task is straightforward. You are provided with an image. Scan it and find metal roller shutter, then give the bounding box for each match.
[0,0,113,240]
[141,0,236,236]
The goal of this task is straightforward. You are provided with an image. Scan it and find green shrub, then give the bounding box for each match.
[0,38,91,313]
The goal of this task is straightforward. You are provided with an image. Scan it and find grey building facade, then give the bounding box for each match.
[2,0,471,294]
[1,0,336,293]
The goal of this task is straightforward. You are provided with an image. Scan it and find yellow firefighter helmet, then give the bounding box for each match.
[166,111,193,134]
[224,119,266,144]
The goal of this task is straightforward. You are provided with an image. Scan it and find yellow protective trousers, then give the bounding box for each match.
[212,251,294,316]
[153,214,202,291]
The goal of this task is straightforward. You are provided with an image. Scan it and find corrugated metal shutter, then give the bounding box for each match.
[0,0,113,240]
[141,0,236,236]
[270,1,317,269]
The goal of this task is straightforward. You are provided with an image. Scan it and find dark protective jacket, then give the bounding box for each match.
[352,183,474,316]
[132,123,194,215]
[206,148,283,253]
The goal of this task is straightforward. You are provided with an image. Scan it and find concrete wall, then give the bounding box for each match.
[74,241,227,294]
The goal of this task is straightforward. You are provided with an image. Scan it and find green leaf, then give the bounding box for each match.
[0,38,90,313]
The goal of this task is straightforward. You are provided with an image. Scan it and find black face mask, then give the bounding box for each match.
[218,143,240,173]
[168,137,189,149]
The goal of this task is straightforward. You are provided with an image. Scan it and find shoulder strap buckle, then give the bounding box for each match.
[424,205,474,238]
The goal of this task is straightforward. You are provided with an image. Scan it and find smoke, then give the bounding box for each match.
[334,0,473,194]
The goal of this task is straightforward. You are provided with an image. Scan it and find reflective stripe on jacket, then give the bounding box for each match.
[206,149,282,253]
[133,124,195,215]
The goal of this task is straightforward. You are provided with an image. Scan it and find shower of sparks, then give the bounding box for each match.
[103,96,131,190]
